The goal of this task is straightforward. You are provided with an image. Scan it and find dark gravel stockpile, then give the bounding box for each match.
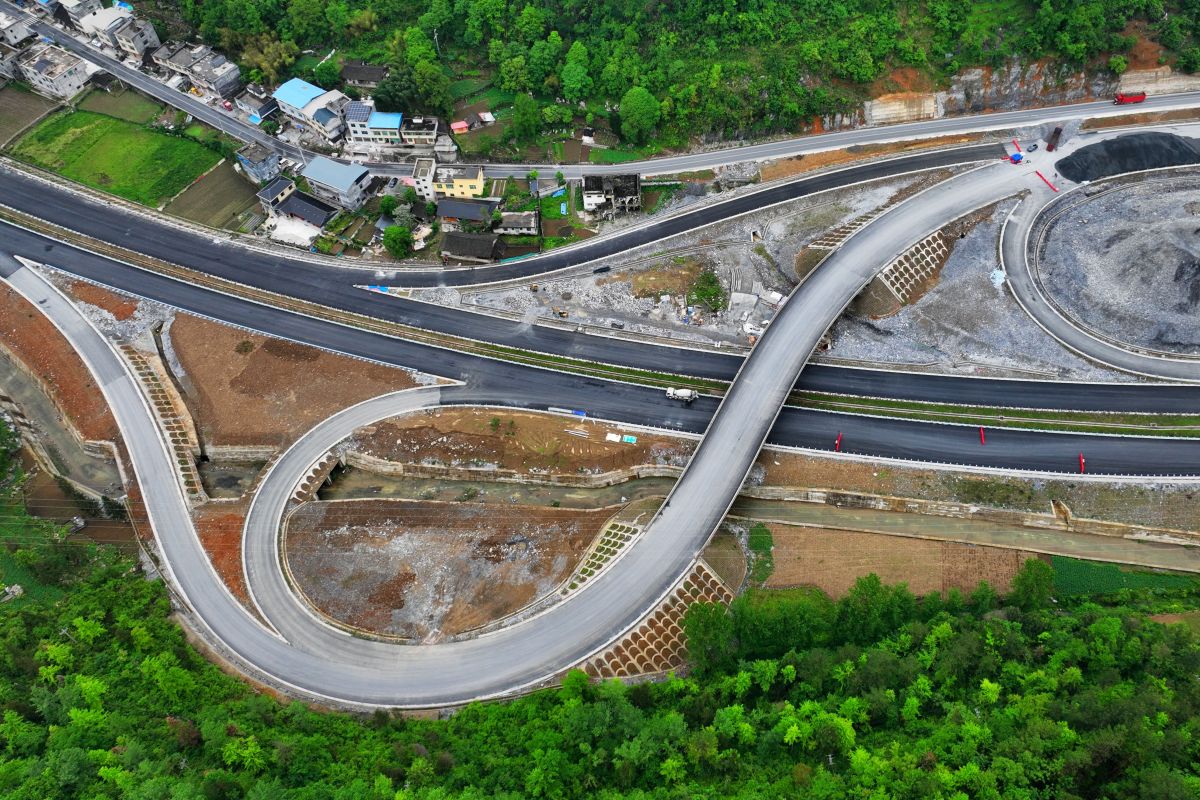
[1058,133,1200,183]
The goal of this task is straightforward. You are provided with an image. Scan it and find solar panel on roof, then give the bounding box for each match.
[346,102,372,122]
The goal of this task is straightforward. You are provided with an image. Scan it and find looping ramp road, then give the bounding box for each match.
[6,142,1200,706]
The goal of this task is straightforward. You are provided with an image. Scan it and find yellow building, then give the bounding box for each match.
[433,165,484,198]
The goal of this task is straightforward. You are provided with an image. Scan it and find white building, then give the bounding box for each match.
[113,17,159,59]
[57,0,101,25]
[412,158,436,203]
[0,11,32,46]
[18,43,88,99]
[345,101,402,145]
[79,6,130,46]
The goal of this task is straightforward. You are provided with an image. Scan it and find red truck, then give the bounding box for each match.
[1114,91,1147,104]
[1045,126,1063,152]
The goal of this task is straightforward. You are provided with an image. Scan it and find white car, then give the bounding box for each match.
[742,323,765,336]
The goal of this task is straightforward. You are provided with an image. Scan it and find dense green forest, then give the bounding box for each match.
[171,0,1200,144]
[4,408,1200,797]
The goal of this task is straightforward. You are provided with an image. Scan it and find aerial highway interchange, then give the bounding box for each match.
[3,34,1200,704]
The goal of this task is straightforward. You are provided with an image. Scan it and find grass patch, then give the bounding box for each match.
[0,86,56,147]
[1052,556,1198,596]
[687,269,728,311]
[79,89,162,123]
[12,111,220,206]
[747,522,774,584]
[164,160,258,229]
[449,76,491,100]
[792,391,1200,440]
[589,143,660,164]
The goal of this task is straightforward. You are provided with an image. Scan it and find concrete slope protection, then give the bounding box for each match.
[6,0,1200,178]
[8,169,1200,413]
[1002,131,1200,381]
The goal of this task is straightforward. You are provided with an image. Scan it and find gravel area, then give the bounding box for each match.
[427,173,948,347]
[1039,177,1200,355]
[824,198,1134,380]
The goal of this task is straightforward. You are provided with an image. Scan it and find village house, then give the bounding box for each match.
[400,116,439,147]
[436,198,499,225]
[256,176,336,228]
[0,10,32,45]
[300,156,371,210]
[582,174,642,213]
[235,143,281,183]
[112,17,159,59]
[495,211,539,236]
[340,59,387,89]
[433,165,484,199]
[442,232,501,263]
[152,42,240,97]
[57,0,101,26]
[411,158,436,202]
[18,43,88,99]
[235,83,277,122]
[345,100,402,145]
[272,77,349,142]
[0,42,19,81]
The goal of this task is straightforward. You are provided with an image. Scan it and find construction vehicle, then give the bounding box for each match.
[1114,91,1147,104]
[1046,126,1063,152]
[666,387,698,403]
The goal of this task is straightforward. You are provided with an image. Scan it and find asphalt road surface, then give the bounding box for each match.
[6,0,1200,178]
[1002,175,1200,381]
[5,167,1200,413]
[8,256,1199,711]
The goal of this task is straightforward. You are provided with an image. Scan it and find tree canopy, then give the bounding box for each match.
[176,0,1197,145]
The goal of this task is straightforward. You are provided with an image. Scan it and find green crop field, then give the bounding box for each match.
[79,89,162,123]
[1052,556,1198,596]
[11,111,220,206]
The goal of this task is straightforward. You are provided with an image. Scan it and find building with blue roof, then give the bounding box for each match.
[273,77,349,141]
[300,156,371,210]
[345,100,405,147]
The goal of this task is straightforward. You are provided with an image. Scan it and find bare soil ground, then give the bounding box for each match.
[1122,23,1164,71]
[168,314,426,448]
[755,449,1200,531]
[870,67,935,96]
[764,522,1043,596]
[285,499,615,639]
[598,257,703,298]
[193,503,256,612]
[758,135,983,182]
[70,280,139,321]
[0,88,57,146]
[0,284,118,441]
[353,407,694,474]
[1082,108,1200,130]
[1149,611,1200,635]
[164,161,259,229]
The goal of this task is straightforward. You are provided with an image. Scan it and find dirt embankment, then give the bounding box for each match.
[353,407,693,475]
[0,284,119,442]
[759,135,982,182]
[168,314,428,448]
[70,281,139,321]
[285,500,614,639]
[193,503,255,610]
[764,523,1044,597]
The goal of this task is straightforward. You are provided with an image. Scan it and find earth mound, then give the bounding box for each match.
[1058,132,1200,183]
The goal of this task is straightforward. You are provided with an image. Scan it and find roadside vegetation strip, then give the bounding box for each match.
[793,391,1200,438]
[8,111,220,207]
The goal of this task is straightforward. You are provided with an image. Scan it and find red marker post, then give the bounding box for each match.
[1078,453,1086,474]
[1011,138,1022,152]
[979,426,986,445]
[1035,170,1059,193]
[834,432,843,452]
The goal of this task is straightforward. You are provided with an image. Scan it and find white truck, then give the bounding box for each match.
[666,387,698,403]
